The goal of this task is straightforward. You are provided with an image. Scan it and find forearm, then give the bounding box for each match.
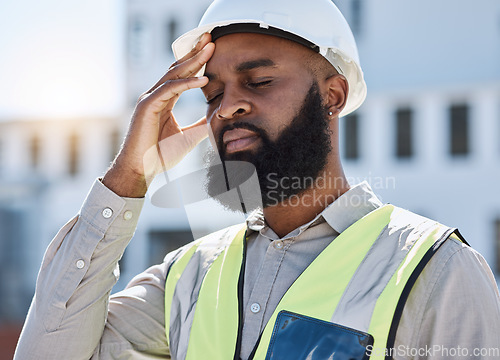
[14,179,144,360]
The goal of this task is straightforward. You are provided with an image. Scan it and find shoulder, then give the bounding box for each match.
[389,205,498,320]
[395,232,500,354]
[385,206,493,282]
[386,205,445,233]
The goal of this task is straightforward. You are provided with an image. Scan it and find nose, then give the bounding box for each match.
[216,88,251,120]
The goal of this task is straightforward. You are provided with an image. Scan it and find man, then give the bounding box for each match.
[15,0,500,359]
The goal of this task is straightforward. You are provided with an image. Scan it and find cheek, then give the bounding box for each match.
[264,78,312,112]
[258,100,303,136]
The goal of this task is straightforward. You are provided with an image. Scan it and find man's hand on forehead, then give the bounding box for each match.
[101,33,215,198]
[170,33,213,71]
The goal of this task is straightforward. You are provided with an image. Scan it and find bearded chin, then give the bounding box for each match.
[204,81,332,213]
[204,153,264,213]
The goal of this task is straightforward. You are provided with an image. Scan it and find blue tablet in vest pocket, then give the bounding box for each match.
[265,311,374,360]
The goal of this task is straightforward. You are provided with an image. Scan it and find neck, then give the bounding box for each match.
[262,168,350,238]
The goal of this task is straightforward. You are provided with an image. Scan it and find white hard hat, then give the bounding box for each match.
[172,0,366,117]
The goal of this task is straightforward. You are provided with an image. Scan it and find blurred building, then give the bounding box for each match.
[336,0,500,274]
[0,0,499,356]
[0,0,127,356]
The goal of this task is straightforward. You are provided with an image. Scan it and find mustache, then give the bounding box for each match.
[217,122,269,155]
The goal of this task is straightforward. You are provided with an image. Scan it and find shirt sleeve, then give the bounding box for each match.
[14,179,155,360]
[395,237,500,360]
[91,248,182,359]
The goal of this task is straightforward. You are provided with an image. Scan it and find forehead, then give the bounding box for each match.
[205,32,314,73]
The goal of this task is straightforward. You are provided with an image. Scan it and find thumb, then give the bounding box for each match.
[150,117,209,176]
[181,116,209,149]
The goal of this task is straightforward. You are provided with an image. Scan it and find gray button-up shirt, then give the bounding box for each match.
[15,180,500,359]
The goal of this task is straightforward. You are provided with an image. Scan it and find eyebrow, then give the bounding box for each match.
[235,58,276,72]
[205,58,276,81]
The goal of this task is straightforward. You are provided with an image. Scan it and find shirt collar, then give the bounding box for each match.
[320,181,383,234]
[246,181,383,239]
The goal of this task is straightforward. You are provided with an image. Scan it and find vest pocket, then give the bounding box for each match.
[265,311,373,360]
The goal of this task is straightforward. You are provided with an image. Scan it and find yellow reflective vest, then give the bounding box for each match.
[165,204,465,359]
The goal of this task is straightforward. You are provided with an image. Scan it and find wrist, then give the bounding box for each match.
[102,165,148,198]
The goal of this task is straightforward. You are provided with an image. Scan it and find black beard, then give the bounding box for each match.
[204,81,332,213]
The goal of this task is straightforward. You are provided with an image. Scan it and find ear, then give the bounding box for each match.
[323,74,348,117]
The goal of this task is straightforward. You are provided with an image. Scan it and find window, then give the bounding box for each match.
[343,113,359,160]
[167,18,178,50]
[148,230,193,267]
[449,104,469,156]
[68,133,79,176]
[128,16,151,67]
[30,134,41,169]
[0,207,31,322]
[395,108,413,158]
[495,219,500,274]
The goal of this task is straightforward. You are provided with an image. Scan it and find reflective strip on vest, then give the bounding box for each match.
[165,224,246,360]
[165,205,462,360]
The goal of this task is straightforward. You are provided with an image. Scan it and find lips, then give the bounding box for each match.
[222,128,260,153]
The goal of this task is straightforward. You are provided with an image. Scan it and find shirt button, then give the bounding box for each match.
[273,240,284,250]
[250,303,261,313]
[76,259,85,269]
[102,208,113,219]
[123,210,133,220]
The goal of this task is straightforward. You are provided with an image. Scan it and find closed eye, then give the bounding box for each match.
[248,80,272,88]
[206,93,223,105]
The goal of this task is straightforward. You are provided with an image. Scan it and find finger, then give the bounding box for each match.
[159,113,183,140]
[182,119,209,148]
[145,76,209,114]
[159,117,208,153]
[158,93,180,120]
[158,110,205,143]
[156,118,209,171]
[168,42,214,81]
[182,116,207,131]
[172,32,212,67]
[145,43,213,95]
[146,34,213,94]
